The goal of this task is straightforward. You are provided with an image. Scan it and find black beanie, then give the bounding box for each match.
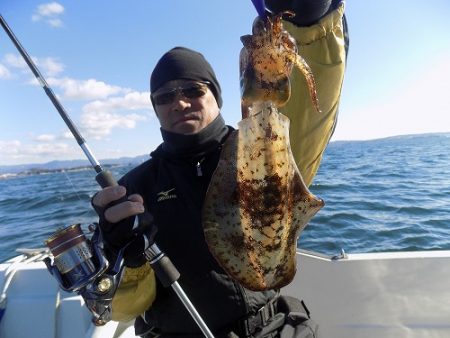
[150,47,223,108]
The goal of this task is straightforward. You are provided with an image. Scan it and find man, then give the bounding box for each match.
[93,0,347,336]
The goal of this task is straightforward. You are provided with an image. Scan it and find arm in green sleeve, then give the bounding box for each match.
[281,3,346,186]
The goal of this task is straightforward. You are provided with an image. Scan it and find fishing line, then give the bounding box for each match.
[59,169,97,223]
[60,170,83,202]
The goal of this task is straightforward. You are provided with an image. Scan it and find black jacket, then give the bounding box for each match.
[110,116,276,335]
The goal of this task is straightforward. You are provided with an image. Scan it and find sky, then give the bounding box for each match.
[0,0,449,166]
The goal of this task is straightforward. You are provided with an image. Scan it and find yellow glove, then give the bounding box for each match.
[111,262,156,322]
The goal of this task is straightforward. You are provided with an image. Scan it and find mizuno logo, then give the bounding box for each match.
[157,188,177,202]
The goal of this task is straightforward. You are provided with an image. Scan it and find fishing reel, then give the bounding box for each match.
[44,223,125,325]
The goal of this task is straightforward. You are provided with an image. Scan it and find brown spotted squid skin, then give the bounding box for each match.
[202,14,324,291]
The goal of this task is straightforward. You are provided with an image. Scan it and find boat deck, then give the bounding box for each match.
[2,249,450,337]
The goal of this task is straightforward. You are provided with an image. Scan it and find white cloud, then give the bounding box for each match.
[0,140,21,155]
[0,64,11,79]
[48,77,127,100]
[29,142,71,156]
[35,2,65,16]
[81,111,147,139]
[4,53,64,77]
[47,18,63,28]
[83,91,151,112]
[40,57,65,76]
[35,134,56,142]
[80,91,151,138]
[32,2,65,27]
[3,54,125,101]
[0,139,78,164]
[4,54,27,69]
[62,131,73,139]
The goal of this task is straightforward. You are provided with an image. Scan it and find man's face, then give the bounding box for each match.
[152,79,220,135]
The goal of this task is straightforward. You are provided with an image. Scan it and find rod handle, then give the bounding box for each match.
[151,255,181,288]
[96,170,119,188]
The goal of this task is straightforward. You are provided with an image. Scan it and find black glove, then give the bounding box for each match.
[265,0,339,26]
[93,200,156,267]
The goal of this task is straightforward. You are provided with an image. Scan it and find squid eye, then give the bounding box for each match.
[252,17,267,35]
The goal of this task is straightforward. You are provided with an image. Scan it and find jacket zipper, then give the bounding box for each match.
[196,157,205,177]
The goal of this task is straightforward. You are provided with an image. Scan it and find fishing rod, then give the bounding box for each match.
[0,14,214,337]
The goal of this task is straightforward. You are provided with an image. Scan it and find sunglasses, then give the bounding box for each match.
[151,81,210,105]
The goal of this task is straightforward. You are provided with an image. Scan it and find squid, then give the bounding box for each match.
[203,13,324,291]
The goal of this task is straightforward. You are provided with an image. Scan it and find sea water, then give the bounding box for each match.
[1,133,449,262]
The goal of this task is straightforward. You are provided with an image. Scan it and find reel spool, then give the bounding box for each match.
[44,224,125,324]
[45,224,98,291]
[44,224,109,292]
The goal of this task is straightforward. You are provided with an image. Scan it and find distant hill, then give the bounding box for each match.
[0,154,150,175]
[330,132,450,146]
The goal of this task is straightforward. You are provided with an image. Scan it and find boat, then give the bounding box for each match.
[2,247,450,337]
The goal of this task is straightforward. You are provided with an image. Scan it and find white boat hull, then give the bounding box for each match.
[1,249,450,337]
[284,250,450,338]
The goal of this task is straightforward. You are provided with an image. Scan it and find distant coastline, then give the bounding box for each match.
[1,132,449,177]
[330,131,450,145]
[0,165,96,180]
[0,154,150,177]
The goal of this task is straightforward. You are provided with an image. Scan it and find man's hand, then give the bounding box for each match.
[265,0,334,27]
[92,185,145,224]
[92,185,149,253]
